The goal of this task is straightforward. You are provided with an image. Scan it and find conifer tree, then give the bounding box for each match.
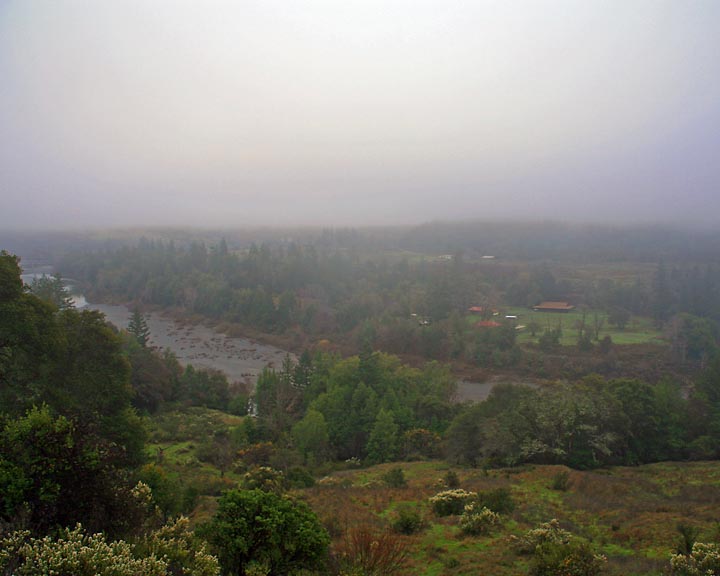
[128,308,151,347]
[366,408,399,464]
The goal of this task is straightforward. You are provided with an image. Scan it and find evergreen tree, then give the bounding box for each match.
[292,409,330,464]
[128,308,151,347]
[366,408,399,464]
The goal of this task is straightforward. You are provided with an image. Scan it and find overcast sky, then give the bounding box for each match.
[1,1,719,229]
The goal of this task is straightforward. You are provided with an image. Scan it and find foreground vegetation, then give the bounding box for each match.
[299,459,720,576]
[68,399,720,576]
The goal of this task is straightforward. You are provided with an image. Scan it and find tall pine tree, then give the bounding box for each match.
[127,308,151,347]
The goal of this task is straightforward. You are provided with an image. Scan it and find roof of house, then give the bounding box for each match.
[533,301,575,310]
[468,306,485,313]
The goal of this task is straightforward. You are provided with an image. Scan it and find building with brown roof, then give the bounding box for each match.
[532,301,575,312]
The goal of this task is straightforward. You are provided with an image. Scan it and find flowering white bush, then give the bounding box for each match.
[0,519,220,576]
[670,542,720,575]
[459,503,501,535]
[242,466,285,493]
[429,489,477,516]
[0,524,167,576]
[142,516,220,576]
[511,519,572,554]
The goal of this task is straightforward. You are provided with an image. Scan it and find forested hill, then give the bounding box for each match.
[6,221,720,264]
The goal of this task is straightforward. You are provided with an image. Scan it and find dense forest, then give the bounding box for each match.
[54,225,720,384]
[4,221,720,575]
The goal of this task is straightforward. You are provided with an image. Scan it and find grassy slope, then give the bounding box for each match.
[301,461,720,576]
[146,409,720,576]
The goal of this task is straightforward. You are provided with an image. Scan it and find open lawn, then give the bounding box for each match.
[467,307,666,347]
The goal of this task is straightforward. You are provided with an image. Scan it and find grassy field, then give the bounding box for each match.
[146,408,720,576]
[467,307,666,346]
[302,460,720,576]
[143,407,247,521]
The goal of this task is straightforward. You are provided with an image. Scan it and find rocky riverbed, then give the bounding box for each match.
[87,303,292,386]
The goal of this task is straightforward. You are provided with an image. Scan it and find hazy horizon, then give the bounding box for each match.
[2,1,719,229]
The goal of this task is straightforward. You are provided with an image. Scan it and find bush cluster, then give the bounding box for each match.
[391,505,424,535]
[429,489,477,516]
[459,503,501,535]
[0,520,219,576]
[670,542,720,575]
[529,540,606,576]
[512,519,572,554]
[382,468,407,488]
[476,487,515,514]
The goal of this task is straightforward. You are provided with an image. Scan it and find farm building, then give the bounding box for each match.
[532,301,575,312]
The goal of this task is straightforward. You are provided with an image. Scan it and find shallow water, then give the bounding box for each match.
[86,302,292,386]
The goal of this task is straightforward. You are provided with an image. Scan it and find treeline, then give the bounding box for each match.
[446,374,720,469]
[392,221,720,262]
[230,348,720,472]
[8,220,720,266]
[59,238,486,337]
[57,237,720,379]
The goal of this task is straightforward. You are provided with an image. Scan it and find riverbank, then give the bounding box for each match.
[86,302,292,386]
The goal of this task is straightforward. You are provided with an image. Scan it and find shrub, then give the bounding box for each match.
[459,503,501,536]
[190,475,235,497]
[402,428,441,459]
[444,557,460,569]
[443,470,460,488]
[551,470,571,491]
[429,489,477,516]
[677,523,701,555]
[136,516,220,576]
[529,540,606,576]
[286,466,316,488]
[382,468,407,488]
[334,527,408,576]
[242,466,285,493]
[228,394,249,416]
[237,442,275,466]
[0,525,169,576]
[670,542,720,575]
[476,487,515,514]
[137,463,182,517]
[513,519,573,554]
[391,505,424,535]
[182,484,200,513]
[202,489,329,576]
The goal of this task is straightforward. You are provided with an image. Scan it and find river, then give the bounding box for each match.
[85,303,292,386]
[21,273,517,400]
[21,273,291,385]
